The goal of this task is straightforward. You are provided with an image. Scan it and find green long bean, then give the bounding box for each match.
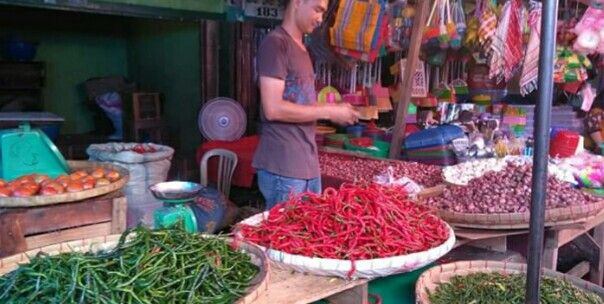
[428,272,604,304]
[0,225,259,303]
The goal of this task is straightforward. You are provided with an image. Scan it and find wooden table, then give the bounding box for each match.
[0,191,127,258]
[450,210,604,285]
[254,262,368,304]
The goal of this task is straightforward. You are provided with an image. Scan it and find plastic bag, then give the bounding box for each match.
[95,92,123,140]
[373,166,422,194]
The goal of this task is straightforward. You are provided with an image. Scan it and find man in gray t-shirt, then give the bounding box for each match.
[253,0,359,210]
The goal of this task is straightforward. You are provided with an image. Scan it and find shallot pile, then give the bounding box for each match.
[238,184,450,273]
[319,152,443,187]
[424,163,599,214]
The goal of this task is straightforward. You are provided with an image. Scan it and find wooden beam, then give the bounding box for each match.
[388,0,431,159]
[552,210,604,248]
[19,198,113,235]
[26,222,112,250]
[326,283,368,304]
[567,261,591,279]
[572,234,600,272]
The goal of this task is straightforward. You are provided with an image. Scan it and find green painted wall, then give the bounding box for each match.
[0,7,129,133]
[127,19,201,154]
[0,7,203,154]
[100,0,224,13]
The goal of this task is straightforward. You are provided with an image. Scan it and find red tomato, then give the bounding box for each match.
[82,179,95,190]
[33,174,51,185]
[16,175,35,185]
[91,168,105,179]
[0,179,7,188]
[0,187,12,197]
[66,181,84,193]
[56,176,70,188]
[22,182,40,195]
[13,186,36,197]
[45,182,65,194]
[106,171,120,182]
[40,186,59,196]
[7,181,20,192]
[95,178,111,187]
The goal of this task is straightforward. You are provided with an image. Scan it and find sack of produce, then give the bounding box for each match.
[237,183,455,279]
[86,142,174,227]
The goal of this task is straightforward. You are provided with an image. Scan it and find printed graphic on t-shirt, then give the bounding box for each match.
[283,74,317,105]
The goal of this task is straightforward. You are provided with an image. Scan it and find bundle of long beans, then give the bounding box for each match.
[0,225,259,304]
[428,272,603,304]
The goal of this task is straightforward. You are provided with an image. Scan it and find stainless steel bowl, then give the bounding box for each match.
[149,181,203,201]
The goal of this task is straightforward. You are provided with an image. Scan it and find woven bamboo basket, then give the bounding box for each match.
[0,234,269,304]
[239,211,456,279]
[431,200,604,229]
[416,184,604,229]
[0,161,129,208]
[416,260,604,303]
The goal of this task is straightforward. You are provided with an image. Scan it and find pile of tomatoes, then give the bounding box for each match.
[0,168,121,197]
[130,144,157,154]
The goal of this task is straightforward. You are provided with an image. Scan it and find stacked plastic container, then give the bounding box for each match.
[402,125,465,166]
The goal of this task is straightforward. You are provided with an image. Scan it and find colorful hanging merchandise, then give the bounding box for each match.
[450,0,466,50]
[463,13,479,48]
[554,46,592,94]
[476,0,498,52]
[421,0,457,66]
[386,0,415,51]
[519,1,542,96]
[573,6,604,55]
[329,0,387,62]
[488,0,525,83]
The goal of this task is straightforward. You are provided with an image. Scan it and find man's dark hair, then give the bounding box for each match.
[282,0,291,8]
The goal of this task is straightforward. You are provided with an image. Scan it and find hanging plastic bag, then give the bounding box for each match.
[451,0,466,49]
[438,0,452,49]
[444,0,460,49]
[422,0,442,51]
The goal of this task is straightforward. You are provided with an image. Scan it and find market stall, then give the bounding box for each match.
[4,0,604,302]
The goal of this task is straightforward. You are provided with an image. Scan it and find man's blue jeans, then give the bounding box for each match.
[257,169,321,210]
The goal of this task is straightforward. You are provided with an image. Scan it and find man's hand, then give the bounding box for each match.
[326,103,360,126]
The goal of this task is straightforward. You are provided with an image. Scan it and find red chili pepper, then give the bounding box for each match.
[237,183,449,278]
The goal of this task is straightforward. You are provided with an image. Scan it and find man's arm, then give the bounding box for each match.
[259,76,359,125]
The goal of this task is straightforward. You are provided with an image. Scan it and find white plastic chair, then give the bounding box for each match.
[200,148,238,198]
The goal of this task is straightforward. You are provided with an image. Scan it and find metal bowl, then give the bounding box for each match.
[149,181,203,201]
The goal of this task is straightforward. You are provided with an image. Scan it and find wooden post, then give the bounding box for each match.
[0,211,26,257]
[110,196,128,234]
[200,20,220,103]
[590,223,604,285]
[388,0,431,159]
[542,229,559,269]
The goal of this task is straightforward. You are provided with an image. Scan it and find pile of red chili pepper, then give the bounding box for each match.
[238,184,449,275]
